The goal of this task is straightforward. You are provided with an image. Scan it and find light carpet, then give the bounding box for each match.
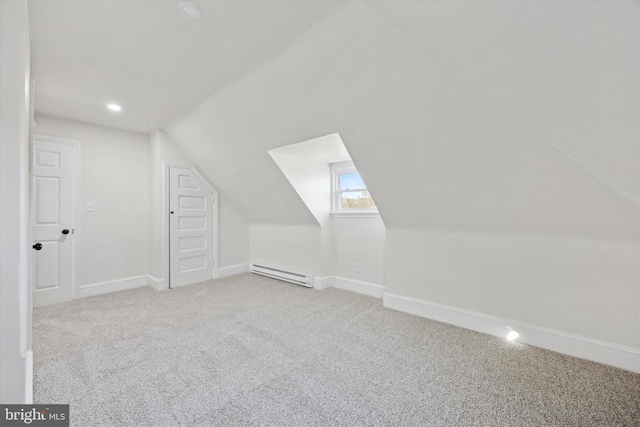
[33,273,640,426]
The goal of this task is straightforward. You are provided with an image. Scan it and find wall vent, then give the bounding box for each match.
[250,264,313,288]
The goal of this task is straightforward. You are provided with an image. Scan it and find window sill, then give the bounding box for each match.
[331,211,380,218]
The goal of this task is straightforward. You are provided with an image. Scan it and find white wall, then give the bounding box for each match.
[248,218,386,286]
[250,224,322,276]
[386,229,640,349]
[219,194,250,268]
[148,131,162,279]
[268,153,331,225]
[0,0,31,403]
[332,217,385,286]
[34,115,149,287]
[268,151,333,276]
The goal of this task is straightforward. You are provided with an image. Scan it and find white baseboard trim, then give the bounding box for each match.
[333,277,385,298]
[25,350,33,404]
[313,276,334,290]
[218,263,250,278]
[147,275,167,291]
[79,275,149,298]
[383,293,640,374]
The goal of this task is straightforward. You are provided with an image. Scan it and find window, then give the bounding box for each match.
[331,162,378,216]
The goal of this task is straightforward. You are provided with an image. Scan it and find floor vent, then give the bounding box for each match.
[250,264,313,288]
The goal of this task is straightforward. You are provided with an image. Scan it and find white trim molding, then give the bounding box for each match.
[147,275,167,291]
[78,275,148,298]
[313,276,385,297]
[331,211,381,218]
[332,277,385,298]
[313,276,334,290]
[25,350,33,404]
[218,263,250,278]
[383,293,640,374]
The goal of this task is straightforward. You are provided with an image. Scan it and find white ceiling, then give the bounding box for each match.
[27,0,639,235]
[28,0,343,134]
[164,0,638,235]
[269,133,351,165]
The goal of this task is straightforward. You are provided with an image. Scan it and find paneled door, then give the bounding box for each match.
[32,137,75,307]
[169,167,213,287]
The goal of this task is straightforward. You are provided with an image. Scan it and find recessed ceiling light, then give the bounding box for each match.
[179,2,201,20]
[107,103,122,112]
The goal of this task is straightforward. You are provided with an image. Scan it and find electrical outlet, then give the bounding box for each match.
[353,262,359,273]
[86,202,95,212]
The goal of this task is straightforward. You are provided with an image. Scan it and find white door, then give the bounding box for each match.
[169,167,214,287]
[32,138,75,307]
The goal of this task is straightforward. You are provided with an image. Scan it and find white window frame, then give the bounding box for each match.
[331,161,379,217]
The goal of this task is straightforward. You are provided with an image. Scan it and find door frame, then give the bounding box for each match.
[30,134,81,301]
[163,163,219,289]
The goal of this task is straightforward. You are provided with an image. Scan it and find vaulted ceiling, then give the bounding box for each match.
[30,1,639,237]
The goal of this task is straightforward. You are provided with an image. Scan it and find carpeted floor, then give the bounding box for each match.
[34,273,640,426]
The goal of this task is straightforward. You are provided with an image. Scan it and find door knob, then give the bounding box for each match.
[62,229,69,235]
[32,243,42,250]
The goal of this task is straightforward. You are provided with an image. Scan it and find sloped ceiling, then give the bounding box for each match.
[28,0,343,133]
[165,1,639,239]
[30,1,639,238]
[165,2,401,225]
[368,0,640,208]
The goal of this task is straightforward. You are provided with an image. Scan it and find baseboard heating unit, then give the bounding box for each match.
[250,264,313,288]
